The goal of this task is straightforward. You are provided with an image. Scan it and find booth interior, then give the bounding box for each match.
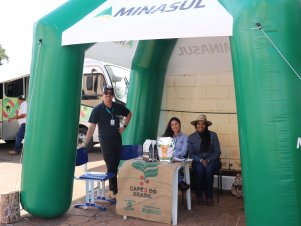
[85,36,241,189]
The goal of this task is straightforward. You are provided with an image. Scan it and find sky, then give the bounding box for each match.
[0,0,67,74]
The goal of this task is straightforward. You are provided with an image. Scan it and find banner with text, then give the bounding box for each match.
[116,160,181,224]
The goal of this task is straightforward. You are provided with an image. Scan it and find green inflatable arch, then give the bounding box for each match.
[21,0,301,225]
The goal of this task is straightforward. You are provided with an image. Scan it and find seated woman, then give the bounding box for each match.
[162,117,188,186]
[188,114,221,206]
[162,117,188,159]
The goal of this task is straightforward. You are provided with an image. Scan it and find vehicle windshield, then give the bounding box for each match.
[105,65,130,104]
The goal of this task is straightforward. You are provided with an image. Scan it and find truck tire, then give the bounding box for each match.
[77,127,93,151]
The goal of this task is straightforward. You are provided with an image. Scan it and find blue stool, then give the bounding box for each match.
[74,148,115,210]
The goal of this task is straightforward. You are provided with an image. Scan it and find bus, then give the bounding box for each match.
[0,58,130,150]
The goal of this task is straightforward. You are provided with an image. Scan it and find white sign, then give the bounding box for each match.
[62,0,233,45]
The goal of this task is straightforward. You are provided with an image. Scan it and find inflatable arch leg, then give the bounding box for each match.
[220,0,301,225]
[21,0,106,218]
[123,39,177,144]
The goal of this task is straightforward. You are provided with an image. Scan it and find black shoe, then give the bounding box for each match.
[206,199,214,206]
[178,181,190,191]
[197,196,206,205]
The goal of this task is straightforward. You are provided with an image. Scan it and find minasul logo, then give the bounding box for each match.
[113,41,134,48]
[95,0,205,18]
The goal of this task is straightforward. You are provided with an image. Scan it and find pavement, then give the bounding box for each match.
[0,142,245,226]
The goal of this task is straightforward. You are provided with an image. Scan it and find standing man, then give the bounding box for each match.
[8,95,27,155]
[85,86,132,199]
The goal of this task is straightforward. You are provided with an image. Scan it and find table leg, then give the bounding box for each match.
[172,165,180,225]
[184,163,191,210]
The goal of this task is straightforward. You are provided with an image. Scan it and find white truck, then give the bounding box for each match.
[0,58,130,150]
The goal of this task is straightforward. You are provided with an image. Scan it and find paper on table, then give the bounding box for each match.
[173,157,185,162]
[173,157,193,162]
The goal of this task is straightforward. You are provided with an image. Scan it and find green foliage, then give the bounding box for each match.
[0,45,9,65]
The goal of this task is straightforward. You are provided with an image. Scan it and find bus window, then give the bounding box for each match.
[0,83,3,99]
[86,74,94,91]
[105,65,129,104]
[4,78,23,97]
[82,73,105,99]
[96,73,106,96]
[25,77,30,98]
[82,73,105,107]
[93,75,98,93]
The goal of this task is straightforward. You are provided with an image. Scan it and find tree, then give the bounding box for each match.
[0,45,9,65]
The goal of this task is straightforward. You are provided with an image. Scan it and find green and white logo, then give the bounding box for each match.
[124,200,135,211]
[95,6,112,18]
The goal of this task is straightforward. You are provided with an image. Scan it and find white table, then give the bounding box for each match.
[171,160,192,225]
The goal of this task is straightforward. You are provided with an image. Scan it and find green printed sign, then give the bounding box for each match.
[3,98,19,119]
[132,161,159,181]
[124,200,135,211]
[142,205,161,215]
[79,105,92,121]
[117,160,182,224]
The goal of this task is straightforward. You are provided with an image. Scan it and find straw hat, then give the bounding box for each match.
[190,114,212,126]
